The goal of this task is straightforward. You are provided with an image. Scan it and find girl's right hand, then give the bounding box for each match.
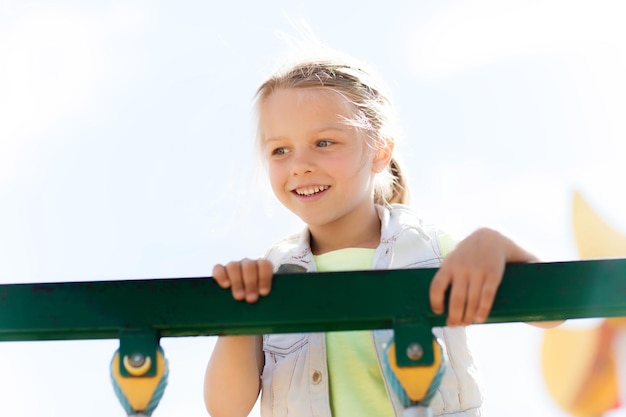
[212,258,274,303]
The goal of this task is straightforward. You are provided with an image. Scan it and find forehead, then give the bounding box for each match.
[259,87,355,125]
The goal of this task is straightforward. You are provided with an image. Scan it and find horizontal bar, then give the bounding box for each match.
[0,259,625,343]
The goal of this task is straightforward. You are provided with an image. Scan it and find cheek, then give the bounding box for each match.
[267,163,285,190]
[329,153,373,180]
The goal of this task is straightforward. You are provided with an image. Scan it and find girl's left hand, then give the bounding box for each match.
[429,227,537,327]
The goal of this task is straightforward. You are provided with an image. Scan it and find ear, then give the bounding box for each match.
[372,141,394,173]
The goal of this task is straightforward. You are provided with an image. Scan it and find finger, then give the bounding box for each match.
[225,261,245,301]
[475,273,500,323]
[462,274,483,326]
[446,274,469,327]
[212,264,231,289]
[241,258,260,303]
[257,259,274,296]
[430,269,452,315]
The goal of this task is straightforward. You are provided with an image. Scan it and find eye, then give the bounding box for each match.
[271,147,287,156]
[317,140,333,148]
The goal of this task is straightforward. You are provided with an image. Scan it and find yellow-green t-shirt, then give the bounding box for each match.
[314,248,395,417]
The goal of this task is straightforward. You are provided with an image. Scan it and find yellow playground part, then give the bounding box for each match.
[110,347,169,416]
[541,190,626,417]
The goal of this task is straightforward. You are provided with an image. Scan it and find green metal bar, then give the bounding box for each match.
[1,259,625,366]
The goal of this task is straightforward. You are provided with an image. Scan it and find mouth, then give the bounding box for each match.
[292,185,330,196]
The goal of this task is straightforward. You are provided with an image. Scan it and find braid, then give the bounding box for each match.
[374,158,410,205]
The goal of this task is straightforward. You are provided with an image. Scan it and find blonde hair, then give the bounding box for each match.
[255,58,409,205]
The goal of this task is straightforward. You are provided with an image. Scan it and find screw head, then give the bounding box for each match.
[129,353,146,367]
[406,343,424,361]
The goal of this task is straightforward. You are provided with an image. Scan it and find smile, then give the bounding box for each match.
[293,185,330,196]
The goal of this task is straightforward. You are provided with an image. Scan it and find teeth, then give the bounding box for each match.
[295,186,328,196]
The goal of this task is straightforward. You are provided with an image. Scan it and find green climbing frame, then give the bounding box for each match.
[1,258,626,370]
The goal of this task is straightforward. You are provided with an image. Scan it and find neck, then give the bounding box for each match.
[309,204,381,255]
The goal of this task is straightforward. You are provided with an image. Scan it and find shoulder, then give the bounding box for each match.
[264,229,312,269]
[381,204,457,261]
[264,232,303,261]
[382,203,440,240]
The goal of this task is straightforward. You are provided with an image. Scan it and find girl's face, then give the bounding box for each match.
[259,87,390,230]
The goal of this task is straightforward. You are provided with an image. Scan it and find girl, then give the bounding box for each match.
[204,55,538,417]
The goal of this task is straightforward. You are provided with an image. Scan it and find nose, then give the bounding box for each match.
[290,149,314,176]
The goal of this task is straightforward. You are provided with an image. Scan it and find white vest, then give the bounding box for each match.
[261,204,483,417]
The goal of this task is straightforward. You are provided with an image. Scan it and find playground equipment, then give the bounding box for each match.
[1,259,626,415]
[541,191,626,417]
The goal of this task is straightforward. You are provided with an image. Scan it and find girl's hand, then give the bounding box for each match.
[212,258,274,303]
[429,228,537,327]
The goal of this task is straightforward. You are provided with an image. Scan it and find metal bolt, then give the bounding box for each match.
[129,353,146,367]
[406,343,423,361]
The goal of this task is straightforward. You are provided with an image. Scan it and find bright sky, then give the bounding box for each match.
[2,1,626,416]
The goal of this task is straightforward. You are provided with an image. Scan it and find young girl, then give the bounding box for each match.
[204,55,538,417]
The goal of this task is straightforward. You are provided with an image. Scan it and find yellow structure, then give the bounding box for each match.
[542,191,626,417]
[110,348,169,416]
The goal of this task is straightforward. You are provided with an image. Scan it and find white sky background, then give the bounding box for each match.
[1,1,626,416]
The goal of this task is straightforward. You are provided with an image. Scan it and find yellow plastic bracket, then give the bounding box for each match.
[387,338,442,402]
[111,349,167,412]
